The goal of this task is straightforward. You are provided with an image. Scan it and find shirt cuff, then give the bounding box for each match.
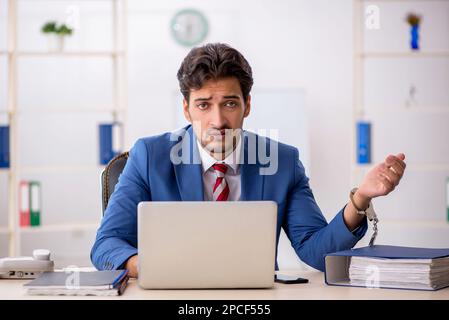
[339,204,368,239]
[350,216,368,238]
[103,247,138,271]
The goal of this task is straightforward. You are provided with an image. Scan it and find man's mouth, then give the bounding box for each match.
[208,129,229,137]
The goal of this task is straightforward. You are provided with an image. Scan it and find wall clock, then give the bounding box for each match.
[170,9,209,47]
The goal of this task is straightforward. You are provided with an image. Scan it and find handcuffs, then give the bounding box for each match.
[350,188,378,246]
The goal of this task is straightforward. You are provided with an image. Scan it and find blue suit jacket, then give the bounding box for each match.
[91,125,367,272]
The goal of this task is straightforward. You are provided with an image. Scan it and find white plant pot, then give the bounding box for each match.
[46,35,65,52]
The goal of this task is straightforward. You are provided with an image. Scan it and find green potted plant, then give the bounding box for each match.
[41,21,73,52]
[41,21,57,34]
[56,24,73,37]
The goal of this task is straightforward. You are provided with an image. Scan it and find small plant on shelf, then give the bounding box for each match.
[405,13,422,51]
[41,21,74,52]
[41,21,57,34]
[55,24,73,37]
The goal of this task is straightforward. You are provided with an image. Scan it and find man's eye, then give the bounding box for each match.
[225,101,237,108]
[197,103,208,110]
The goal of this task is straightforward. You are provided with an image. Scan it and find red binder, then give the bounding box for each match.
[19,180,30,227]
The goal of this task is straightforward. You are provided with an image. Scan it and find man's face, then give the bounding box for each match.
[183,77,251,159]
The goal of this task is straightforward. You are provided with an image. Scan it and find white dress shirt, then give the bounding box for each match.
[196,137,242,201]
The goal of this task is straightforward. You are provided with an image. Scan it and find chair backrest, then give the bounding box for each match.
[101,151,129,215]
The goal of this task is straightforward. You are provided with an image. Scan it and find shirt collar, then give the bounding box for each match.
[196,134,243,175]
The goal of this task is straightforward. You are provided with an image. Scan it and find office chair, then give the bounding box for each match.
[101,151,129,215]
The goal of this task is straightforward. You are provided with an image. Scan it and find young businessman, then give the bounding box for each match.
[91,43,406,278]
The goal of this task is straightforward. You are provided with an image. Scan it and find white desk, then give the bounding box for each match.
[1,270,449,300]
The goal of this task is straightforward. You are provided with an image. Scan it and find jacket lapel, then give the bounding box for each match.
[240,131,264,201]
[173,126,204,201]
[173,127,265,201]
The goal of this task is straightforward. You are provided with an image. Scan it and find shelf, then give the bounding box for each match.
[14,107,125,115]
[3,107,126,115]
[18,223,99,234]
[13,51,125,58]
[19,164,105,174]
[352,163,449,172]
[3,0,127,257]
[19,0,117,2]
[357,106,449,115]
[357,51,449,58]
[377,219,449,228]
[358,0,449,3]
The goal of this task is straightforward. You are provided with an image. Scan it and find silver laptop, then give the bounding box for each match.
[137,201,277,289]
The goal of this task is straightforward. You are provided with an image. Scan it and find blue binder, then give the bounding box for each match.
[356,121,371,164]
[0,125,10,168]
[325,245,449,291]
[99,123,122,165]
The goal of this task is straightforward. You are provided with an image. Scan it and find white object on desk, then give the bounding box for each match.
[32,249,51,261]
[0,249,54,279]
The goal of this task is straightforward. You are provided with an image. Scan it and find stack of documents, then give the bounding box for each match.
[349,255,449,290]
[325,245,449,291]
[24,270,129,296]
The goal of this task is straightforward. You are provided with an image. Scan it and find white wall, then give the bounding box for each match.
[126,0,355,269]
[1,0,356,268]
[126,0,354,220]
[1,0,448,268]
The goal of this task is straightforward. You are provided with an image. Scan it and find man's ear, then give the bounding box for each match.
[243,95,251,118]
[182,98,192,123]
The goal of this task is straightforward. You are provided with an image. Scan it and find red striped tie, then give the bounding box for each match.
[212,163,229,201]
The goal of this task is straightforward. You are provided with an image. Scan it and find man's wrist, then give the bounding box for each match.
[125,255,138,278]
[353,190,371,211]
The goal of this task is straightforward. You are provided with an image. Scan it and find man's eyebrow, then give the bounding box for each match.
[223,95,241,99]
[193,96,212,102]
[193,95,241,102]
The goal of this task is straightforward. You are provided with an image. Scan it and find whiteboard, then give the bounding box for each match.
[243,88,309,175]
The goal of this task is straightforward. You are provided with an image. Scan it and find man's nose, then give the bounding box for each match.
[209,106,227,128]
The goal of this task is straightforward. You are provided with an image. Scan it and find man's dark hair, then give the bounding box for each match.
[177,43,253,102]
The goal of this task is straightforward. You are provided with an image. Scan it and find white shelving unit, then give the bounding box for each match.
[15,51,125,57]
[2,0,128,259]
[352,0,449,246]
[358,51,449,57]
[17,223,99,234]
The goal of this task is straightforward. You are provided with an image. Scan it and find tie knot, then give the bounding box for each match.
[212,163,228,176]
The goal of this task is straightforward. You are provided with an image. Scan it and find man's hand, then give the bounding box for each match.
[358,153,406,201]
[125,255,138,278]
[343,153,406,231]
